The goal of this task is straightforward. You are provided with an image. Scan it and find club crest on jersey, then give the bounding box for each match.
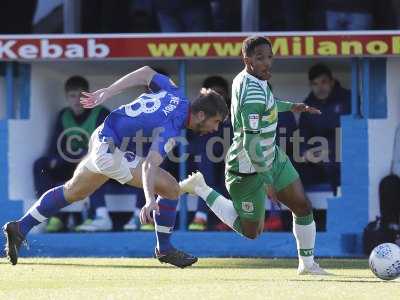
[267,105,278,123]
[124,151,136,162]
[242,202,254,213]
[248,114,259,130]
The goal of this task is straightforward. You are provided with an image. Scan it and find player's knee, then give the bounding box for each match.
[242,226,260,239]
[293,196,312,216]
[243,230,259,240]
[63,181,87,203]
[156,174,181,199]
[166,182,180,200]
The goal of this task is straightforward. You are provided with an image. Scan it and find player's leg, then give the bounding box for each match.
[228,173,266,239]
[3,162,108,265]
[180,171,266,239]
[127,163,179,252]
[22,162,109,236]
[273,149,329,275]
[276,179,314,264]
[126,161,197,268]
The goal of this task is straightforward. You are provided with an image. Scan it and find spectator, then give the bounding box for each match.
[188,76,232,231]
[33,76,111,232]
[154,0,212,32]
[392,124,400,178]
[298,64,351,193]
[324,0,374,30]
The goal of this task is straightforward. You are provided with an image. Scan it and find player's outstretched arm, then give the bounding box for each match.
[291,103,321,114]
[80,66,157,108]
[140,150,163,224]
[274,97,321,114]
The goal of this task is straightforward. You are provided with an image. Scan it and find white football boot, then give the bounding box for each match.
[297,262,331,275]
[179,171,208,196]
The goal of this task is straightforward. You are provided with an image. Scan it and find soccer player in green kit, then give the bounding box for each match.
[180,36,330,275]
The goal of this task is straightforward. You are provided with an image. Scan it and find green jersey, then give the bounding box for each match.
[226,70,293,180]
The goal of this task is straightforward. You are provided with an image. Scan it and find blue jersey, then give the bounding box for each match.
[99,73,190,158]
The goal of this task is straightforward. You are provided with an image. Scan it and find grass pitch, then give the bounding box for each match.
[0,258,399,300]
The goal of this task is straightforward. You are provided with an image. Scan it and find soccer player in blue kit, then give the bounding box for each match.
[3,66,228,268]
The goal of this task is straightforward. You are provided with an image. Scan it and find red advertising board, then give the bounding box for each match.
[0,32,399,60]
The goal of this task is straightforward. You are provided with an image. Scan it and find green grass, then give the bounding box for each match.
[0,258,398,300]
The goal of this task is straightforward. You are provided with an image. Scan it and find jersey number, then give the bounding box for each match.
[125,91,166,117]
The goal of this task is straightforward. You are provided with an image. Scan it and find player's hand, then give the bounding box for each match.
[291,103,321,114]
[140,200,160,224]
[80,88,110,108]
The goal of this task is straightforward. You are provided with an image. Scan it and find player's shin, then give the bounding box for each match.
[154,196,178,254]
[201,189,243,235]
[292,213,316,267]
[18,185,69,237]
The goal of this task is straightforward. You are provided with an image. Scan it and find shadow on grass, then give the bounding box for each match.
[0,258,369,270]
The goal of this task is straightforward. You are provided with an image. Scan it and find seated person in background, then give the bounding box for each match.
[188,76,233,231]
[298,64,351,194]
[33,76,110,232]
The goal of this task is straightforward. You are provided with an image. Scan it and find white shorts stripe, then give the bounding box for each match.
[155,224,172,234]
[28,207,47,223]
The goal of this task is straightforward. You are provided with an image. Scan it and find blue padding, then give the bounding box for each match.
[362,59,370,118]
[5,63,14,119]
[0,121,8,200]
[0,231,363,258]
[327,117,368,235]
[351,58,360,117]
[18,64,31,119]
[368,58,387,119]
[0,121,23,226]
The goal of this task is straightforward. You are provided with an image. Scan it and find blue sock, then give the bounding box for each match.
[18,185,69,237]
[154,197,178,254]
